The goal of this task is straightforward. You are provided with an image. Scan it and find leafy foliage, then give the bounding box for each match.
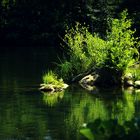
[60,10,139,81]
[60,23,107,80]
[105,10,139,72]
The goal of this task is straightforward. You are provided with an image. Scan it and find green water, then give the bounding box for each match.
[0,47,140,140]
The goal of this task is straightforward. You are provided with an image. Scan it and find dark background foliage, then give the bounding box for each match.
[0,0,140,47]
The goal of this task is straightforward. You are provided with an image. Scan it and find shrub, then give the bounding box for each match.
[105,10,139,73]
[60,10,139,81]
[60,23,107,80]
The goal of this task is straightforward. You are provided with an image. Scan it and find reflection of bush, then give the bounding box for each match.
[65,93,109,140]
[111,90,135,124]
[43,91,64,107]
[80,118,140,140]
[64,88,140,140]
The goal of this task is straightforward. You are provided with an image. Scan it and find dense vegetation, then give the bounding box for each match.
[0,0,140,46]
[43,10,139,87]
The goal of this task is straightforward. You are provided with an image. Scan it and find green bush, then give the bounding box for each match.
[60,23,107,80]
[105,10,139,73]
[60,10,139,81]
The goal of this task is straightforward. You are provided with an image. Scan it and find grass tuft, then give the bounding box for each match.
[43,71,64,86]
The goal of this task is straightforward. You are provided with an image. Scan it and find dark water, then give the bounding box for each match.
[0,47,140,140]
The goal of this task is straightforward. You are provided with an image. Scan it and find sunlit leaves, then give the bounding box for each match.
[106,10,139,72]
[61,10,139,81]
[61,23,107,80]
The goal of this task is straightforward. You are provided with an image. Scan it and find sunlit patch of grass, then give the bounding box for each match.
[43,71,64,86]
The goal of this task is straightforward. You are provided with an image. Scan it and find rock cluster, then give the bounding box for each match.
[79,72,140,91]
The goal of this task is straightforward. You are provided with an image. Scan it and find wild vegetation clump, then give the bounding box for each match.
[42,10,139,87]
[43,71,64,87]
[59,10,139,83]
[59,23,107,80]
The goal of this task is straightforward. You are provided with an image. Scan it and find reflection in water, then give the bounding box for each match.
[1,83,140,140]
[65,91,109,140]
[0,89,48,140]
[43,91,64,107]
[0,47,140,140]
[111,89,135,124]
[65,88,140,140]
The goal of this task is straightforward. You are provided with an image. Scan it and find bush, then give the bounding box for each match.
[60,23,107,80]
[60,10,139,81]
[105,10,139,73]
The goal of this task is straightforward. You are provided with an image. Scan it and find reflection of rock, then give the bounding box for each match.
[124,86,134,94]
[40,83,68,92]
[135,89,140,93]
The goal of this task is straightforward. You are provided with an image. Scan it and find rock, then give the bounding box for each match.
[123,73,134,87]
[134,81,140,88]
[39,83,68,92]
[124,80,134,87]
[79,73,99,91]
[79,74,99,86]
[63,83,69,89]
[40,84,55,92]
[124,73,133,81]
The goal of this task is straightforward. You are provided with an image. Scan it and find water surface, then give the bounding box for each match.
[0,47,140,140]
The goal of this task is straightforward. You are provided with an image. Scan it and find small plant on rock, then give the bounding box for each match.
[43,71,64,86]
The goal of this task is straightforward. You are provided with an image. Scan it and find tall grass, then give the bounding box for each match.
[43,71,64,86]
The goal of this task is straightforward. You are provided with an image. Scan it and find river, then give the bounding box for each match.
[0,47,140,140]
